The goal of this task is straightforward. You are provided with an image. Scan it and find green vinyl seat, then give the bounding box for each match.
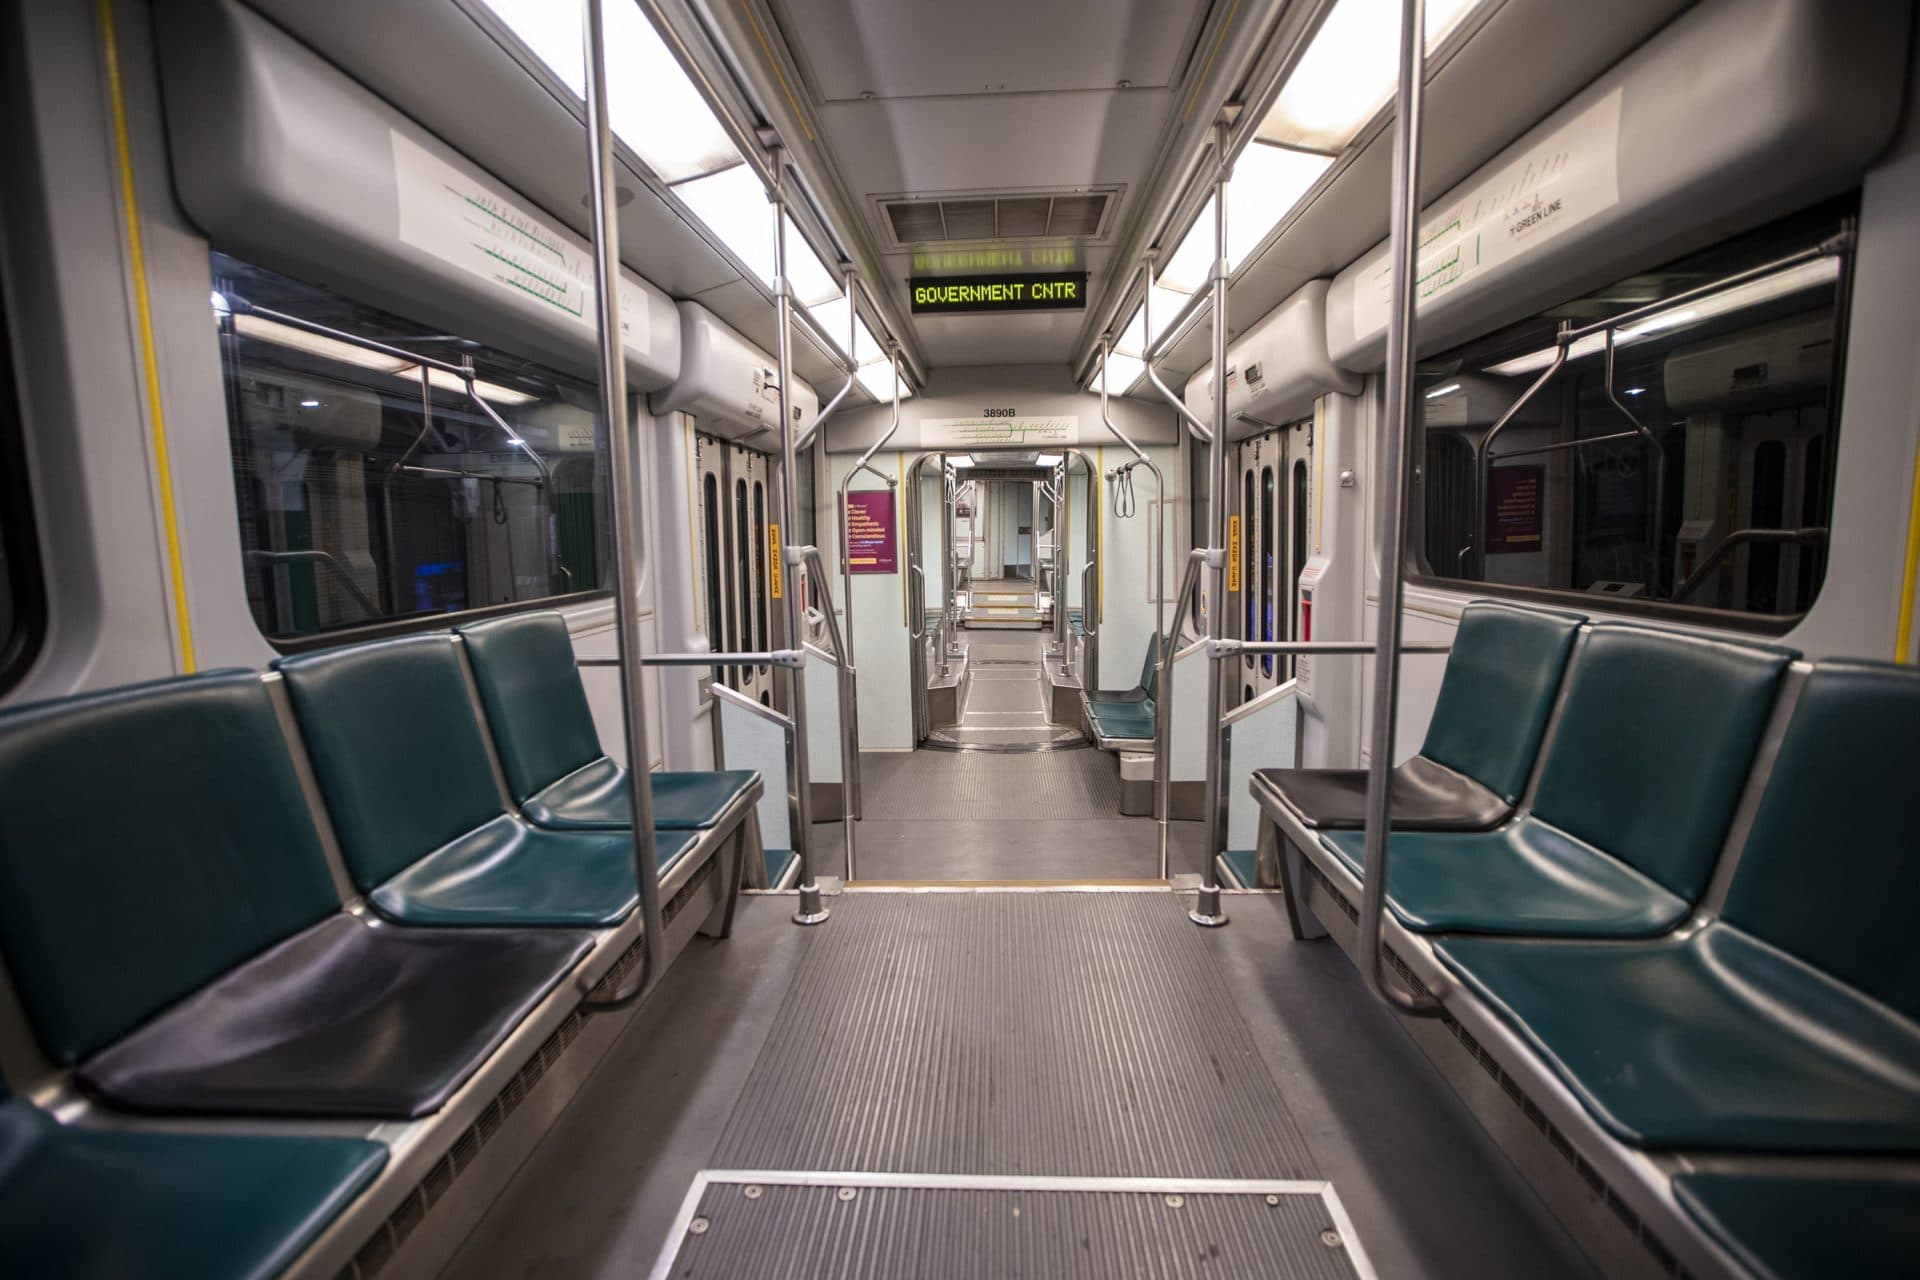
[1323,624,1791,937]
[0,1084,387,1280]
[1437,661,1920,1153]
[1254,602,1582,832]
[457,612,758,830]
[1085,631,1159,706]
[0,672,590,1120]
[1673,1173,1920,1280]
[762,847,799,887]
[1084,699,1155,744]
[1219,849,1259,888]
[278,636,693,928]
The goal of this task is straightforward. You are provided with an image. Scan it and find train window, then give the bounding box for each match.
[209,253,611,643]
[1412,201,1853,624]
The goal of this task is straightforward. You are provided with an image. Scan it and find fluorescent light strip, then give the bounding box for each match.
[857,361,912,401]
[1158,144,1333,295]
[1483,257,1841,377]
[477,0,740,183]
[1424,382,1461,399]
[233,314,410,374]
[1098,352,1147,396]
[393,365,539,406]
[1257,0,1485,152]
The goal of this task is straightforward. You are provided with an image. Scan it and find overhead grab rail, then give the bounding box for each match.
[1472,231,1852,595]
[1358,0,1445,1017]
[1669,526,1829,605]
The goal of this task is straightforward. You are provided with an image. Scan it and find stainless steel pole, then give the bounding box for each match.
[1358,0,1445,1016]
[582,0,664,999]
[1192,118,1232,928]
[771,147,829,925]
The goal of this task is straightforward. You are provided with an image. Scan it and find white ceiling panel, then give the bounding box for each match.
[904,312,1101,368]
[772,0,1208,101]
[816,89,1173,201]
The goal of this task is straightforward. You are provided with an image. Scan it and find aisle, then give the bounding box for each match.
[825,748,1203,881]
[925,628,1081,750]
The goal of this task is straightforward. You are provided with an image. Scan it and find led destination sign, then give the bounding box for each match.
[910,272,1088,315]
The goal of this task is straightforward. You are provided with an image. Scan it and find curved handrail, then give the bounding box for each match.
[246,549,377,619]
[1670,526,1829,604]
[907,564,928,639]
[795,265,860,452]
[1136,257,1213,443]
[1154,548,1209,879]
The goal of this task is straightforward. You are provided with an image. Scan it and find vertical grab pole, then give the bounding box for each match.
[1191,118,1233,928]
[1359,0,1445,1015]
[582,0,664,995]
[770,148,828,925]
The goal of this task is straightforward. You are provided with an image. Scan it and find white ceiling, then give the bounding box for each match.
[771,0,1215,371]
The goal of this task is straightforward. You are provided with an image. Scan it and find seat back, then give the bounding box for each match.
[1140,631,1162,701]
[1418,602,1584,801]
[1530,624,1792,901]
[456,611,603,802]
[1721,660,1920,1022]
[0,673,338,1064]
[277,636,504,890]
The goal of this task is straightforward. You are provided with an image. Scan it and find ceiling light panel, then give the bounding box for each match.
[857,360,912,401]
[1098,353,1147,396]
[1257,0,1485,152]
[675,164,775,285]
[477,0,741,183]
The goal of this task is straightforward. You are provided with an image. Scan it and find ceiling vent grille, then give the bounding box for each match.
[881,190,1116,246]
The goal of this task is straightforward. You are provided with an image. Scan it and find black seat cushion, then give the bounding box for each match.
[80,915,590,1120]
[1251,755,1511,832]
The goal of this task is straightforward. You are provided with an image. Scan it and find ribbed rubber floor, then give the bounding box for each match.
[858,750,1120,820]
[712,893,1318,1177]
[663,1178,1365,1279]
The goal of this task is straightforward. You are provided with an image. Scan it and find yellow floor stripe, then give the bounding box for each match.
[100,0,195,671]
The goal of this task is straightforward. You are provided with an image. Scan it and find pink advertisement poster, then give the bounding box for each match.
[846,490,898,574]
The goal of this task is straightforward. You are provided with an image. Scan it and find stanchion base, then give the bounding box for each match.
[793,882,831,925]
[1188,884,1228,928]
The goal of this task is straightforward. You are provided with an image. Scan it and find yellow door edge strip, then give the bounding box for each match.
[1895,429,1920,662]
[100,0,195,672]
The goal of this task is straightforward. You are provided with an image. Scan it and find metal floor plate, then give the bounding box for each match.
[711,893,1319,1177]
[655,1173,1373,1279]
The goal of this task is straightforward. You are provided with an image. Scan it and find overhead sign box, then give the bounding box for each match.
[910,272,1088,315]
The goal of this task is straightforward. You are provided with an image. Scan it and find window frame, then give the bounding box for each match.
[0,260,46,692]
[210,253,621,652]
[1402,203,1855,636]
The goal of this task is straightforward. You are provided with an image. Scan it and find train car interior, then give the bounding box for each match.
[0,0,1916,1274]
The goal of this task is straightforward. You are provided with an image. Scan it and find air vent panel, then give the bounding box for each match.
[879,189,1117,246]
